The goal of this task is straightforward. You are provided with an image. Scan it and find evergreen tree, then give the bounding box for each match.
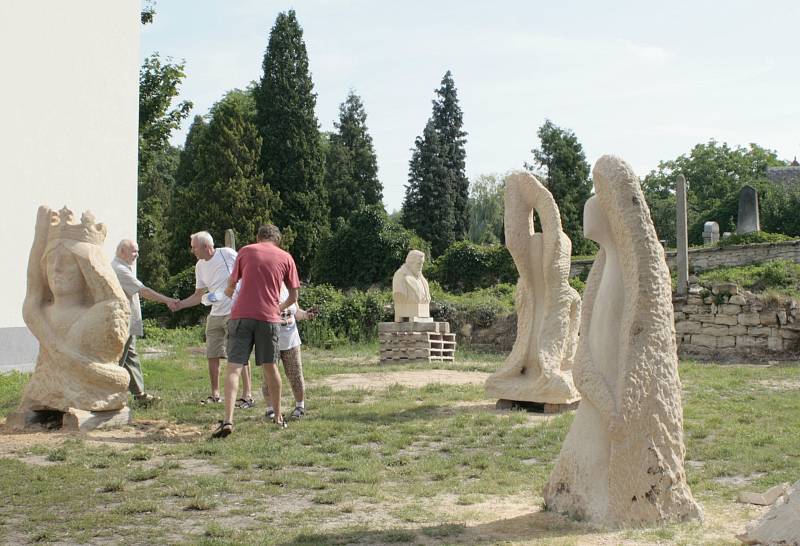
[527,120,595,256]
[432,71,469,239]
[326,91,382,224]
[467,174,505,244]
[170,90,279,272]
[137,53,192,291]
[402,120,455,256]
[255,9,328,275]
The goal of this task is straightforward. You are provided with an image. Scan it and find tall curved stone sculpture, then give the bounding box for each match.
[485,172,580,405]
[14,206,131,421]
[543,156,702,527]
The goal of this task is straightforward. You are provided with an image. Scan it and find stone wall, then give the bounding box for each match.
[570,240,800,278]
[675,284,800,361]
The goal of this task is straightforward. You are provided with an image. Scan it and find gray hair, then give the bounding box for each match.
[190,231,214,248]
[257,224,281,244]
[116,239,136,257]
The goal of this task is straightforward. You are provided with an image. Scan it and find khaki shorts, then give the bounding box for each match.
[205,314,230,359]
[226,318,279,366]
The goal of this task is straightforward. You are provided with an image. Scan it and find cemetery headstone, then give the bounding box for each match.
[736,185,760,234]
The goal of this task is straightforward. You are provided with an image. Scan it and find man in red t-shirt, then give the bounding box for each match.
[212,224,300,437]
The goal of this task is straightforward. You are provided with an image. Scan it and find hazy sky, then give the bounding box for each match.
[141,0,800,212]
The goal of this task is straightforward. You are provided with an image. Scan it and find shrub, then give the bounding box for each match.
[311,205,430,289]
[298,284,392,346]
[717,231,795,247]
[142,265,208,328]
[430,282,515,333]
[697,259,800,298]
[429,241,517,293]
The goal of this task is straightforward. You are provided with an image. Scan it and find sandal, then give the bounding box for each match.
[273,415,288,429]
[200,396,222,405]
[289,406,305,419]
[133,393,160,405]
[211,421,233,438]
[235,398,255,409]
[265,408,275,420]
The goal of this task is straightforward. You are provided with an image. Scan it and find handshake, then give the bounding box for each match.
[167,299,181,312]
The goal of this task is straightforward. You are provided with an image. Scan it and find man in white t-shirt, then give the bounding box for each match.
[173,231,253,406]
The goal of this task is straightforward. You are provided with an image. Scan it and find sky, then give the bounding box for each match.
[140,0,800,213]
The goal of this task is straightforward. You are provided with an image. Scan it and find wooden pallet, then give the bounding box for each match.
[379,328,456,363]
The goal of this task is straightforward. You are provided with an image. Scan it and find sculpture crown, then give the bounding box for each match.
[48,206,107,246]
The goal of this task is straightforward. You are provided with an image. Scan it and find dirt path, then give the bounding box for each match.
[314,369,490,391]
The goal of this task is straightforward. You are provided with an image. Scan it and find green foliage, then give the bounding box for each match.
[168,89,279,273]
[568,276,586,294]
[326,91,383,224]
[467,174,505,244]
[641,141,785,245]
[697,259,800,297]
[137,53,192,291]
[717,231,795,247]
[255,10,329,275]
[142,265,207,327]
[312,205,430,289]
[298,285,393,346]
[429,241,517,293]
[402,71,469,256]
[430,283,515,331]
[760,183,800,237]
[527,119,595,256]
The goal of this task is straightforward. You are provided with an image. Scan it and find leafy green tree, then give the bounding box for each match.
[402,120,455,257]
[169,90,279,272]
[255,9,328,276]
[642,141,784,244]
[468,174,505,244]
[326,91,382,224]
[312,205,429,289]
[137,53,192,290]
[527,120,595,256]
[432,71,469,239]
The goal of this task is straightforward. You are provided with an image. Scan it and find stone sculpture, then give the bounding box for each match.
[392,250,431,322]
[736,184,760,234]
[738,480,800,545]
[10,206,131,427]
[485,171,580,405]
[543,156,702,527]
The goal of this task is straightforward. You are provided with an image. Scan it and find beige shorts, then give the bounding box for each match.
[205,314,230,359]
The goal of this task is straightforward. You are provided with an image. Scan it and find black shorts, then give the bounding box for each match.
[226,318,280,366]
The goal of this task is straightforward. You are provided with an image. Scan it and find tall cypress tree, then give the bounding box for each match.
[432,71,469,239]
[527,119,595,256]
[402,120,455,256]
[255,10,328,275]
[170,90,278,272]
[326,91,383,224]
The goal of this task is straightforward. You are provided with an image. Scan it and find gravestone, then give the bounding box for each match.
[737,185,760,234]
[675,175,689,296]
[702,221,719,245]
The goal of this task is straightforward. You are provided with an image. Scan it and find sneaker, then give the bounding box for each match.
[289,406,305,419]
[211,421,233,439]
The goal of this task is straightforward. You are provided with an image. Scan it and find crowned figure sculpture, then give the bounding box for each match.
[7,206,131,430]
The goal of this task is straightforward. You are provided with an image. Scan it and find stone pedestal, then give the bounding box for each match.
[4,407,131,433]
[378,321,455,363]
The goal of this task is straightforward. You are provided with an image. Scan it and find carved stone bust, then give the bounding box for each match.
[392,250,431,322]
[17,206,131,413]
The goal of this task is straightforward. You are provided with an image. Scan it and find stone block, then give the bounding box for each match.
[739,313,761,326]
[780,328,800,340]
[691,334,717,348]
[673,311,686,321]
[737,336,767,349]
[714,314,739,326]
[702,325,729,337]
[675,321,702,334]
[712,282,739,296]
[778,310,788,326]
[703,296,715,304]
[686,296,704,306]
[748,326,772,337]
[695,314,717,324]
[728,325,748,336]
[717,335,736,348]
[680,344,714,357]
[761,312,780,326]
[768,336,784,351]
[729,295,747,305]
[720,304,742,315]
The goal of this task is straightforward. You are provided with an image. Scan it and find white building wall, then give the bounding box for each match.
[0,0,140,370]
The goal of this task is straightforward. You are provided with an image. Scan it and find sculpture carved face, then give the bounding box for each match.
[45,246,86,297]
[407,254,424,276]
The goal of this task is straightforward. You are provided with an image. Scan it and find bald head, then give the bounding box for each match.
[116,239,139,265]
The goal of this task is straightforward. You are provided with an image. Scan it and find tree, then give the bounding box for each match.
[169,90,279,273]
[402,120,455,257]
[527,120,594,256]
[137,53,192,290]
[432,71,469,239]
[255,10,328,275]
[312,205,429,289]
[326,91,383,224]
[642,141,785,245]
[468,174,505,244]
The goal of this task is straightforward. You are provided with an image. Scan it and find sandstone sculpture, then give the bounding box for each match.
[738,480,800,545]
[485,171,580,405]
[543,156,702,527]
[15,206,131,418]
[392,250,431,322]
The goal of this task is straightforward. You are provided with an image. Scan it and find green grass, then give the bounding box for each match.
[697,258,800,298]
[0,333,798,544]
